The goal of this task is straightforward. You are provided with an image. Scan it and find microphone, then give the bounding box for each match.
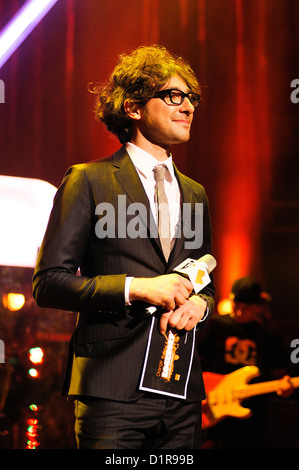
[145,254,217,315]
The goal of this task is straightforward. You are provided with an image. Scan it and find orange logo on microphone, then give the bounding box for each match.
[195,269,205,285]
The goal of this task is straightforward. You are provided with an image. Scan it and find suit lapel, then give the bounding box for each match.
[168,164,195,265]
[112,147,160,247]
[173,163,194,206]
[112,148,196,265]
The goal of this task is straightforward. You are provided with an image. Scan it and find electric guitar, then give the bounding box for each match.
[202,365,299,429]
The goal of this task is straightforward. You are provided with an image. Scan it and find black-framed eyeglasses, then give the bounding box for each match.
[153,88,200,108]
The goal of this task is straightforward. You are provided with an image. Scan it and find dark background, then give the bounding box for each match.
[0,0,298,449]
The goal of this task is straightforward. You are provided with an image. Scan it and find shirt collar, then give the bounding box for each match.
[126,142,174,180]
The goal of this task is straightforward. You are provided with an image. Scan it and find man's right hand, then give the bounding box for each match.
[129,273,193,311]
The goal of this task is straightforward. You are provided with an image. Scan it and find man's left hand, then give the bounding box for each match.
[158,295,207,335]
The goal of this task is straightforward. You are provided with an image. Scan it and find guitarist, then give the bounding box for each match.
[198,277,292,448]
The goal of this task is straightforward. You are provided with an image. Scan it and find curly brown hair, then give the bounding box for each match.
[91,45,200,144]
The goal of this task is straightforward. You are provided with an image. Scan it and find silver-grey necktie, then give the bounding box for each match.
[153,165,171,261]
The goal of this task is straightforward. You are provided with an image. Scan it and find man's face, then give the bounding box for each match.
[137,75,195,151]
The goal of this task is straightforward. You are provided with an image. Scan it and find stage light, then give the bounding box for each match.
[217,298,233,316]
[3,293,25,311]
[0,176,57,268]
[26,417,40,449]
[0,0,58,69]
[27,418,38,426]
[29,404,39,412]
[28,368,39,378]
[29,347,44,364]
[27,440,40,449]
[27,426,36,438]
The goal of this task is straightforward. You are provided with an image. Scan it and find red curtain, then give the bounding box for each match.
[1,0,298,313]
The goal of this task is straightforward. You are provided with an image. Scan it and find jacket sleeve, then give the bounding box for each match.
[191,186,215,331]
[32,165,127,315]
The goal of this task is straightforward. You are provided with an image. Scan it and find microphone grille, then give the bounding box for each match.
[199,254,217,273]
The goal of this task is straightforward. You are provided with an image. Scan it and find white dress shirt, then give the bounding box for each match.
[125,142,181,238]
[124,142,181,304]
[124,143,209,322]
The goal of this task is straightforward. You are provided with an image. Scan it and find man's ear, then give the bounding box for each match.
[124,99,142,120]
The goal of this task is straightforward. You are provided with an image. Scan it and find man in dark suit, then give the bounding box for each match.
[33,45,215,449]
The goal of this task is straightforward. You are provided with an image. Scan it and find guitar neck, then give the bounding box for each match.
[235,377,299,400]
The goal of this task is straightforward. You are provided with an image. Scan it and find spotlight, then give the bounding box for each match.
[29,347,44,364]
[28,368,39,378]
[0,0,59,69]
[3,293,25,311]
[217,298,233,316]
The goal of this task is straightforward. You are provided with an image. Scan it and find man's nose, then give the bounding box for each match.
[180,96,195,113]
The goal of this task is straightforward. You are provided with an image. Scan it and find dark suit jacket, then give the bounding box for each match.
[33,146,215,402]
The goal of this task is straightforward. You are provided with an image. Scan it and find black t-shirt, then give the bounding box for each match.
[198,314,287,379]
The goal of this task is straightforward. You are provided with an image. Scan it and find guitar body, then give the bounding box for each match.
[202,366,261,429]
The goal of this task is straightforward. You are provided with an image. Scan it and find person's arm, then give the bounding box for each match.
[33,165,195,316]
[32,165,127,315]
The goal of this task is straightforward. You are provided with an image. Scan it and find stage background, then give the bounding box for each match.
[0,0,298,449]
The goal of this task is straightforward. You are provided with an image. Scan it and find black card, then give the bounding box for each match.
[139,316,196,399]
